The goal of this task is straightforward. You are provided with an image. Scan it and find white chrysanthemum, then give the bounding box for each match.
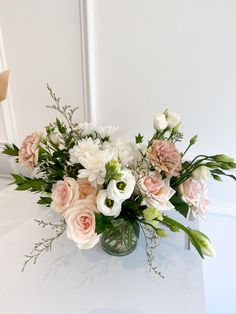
[107,169,135,202]
[96,189,121,217]
[114,138,134,167]
[78,149,115,185]
[130,143,147,163]
[95,125,118,139]
[78,122,96,136]
[69,138,100,164]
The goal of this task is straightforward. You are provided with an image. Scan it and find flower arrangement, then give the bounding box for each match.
[2,86,236,273]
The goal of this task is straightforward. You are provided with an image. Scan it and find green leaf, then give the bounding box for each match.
[135,133,144,144]
[2,143,19,156]
[211,169,236,181]
[170,193,189,218]
[130,220,140,239]
[56,118,66,134]
[162,215,204,258]
[37,197,52,206]
[95,213,113,234]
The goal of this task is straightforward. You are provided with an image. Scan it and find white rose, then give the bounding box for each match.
[96,189,121,217]
[153,113,168,131]
[49,132,61,145]
[192,166,212,181]
[167,112,181,128]
[65,199,100,249]
[107,169,135,202]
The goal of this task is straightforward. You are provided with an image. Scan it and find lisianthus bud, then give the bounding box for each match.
[192,166,212,181]
[190,135,198,145]
[189,229,216,257]
[212,174,223,182]
[172,122,182,134]
[213,154,234,163]
[166,112,181,129]
[156,228,167,238]
[143,207,163,222]
[105,159,122,182]
[153,113,168,131]
[49,132,60,145]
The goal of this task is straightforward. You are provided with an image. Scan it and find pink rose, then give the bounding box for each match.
[179,178,209,220]
[18,132,41,169]
[147,140,182,177]
[139,171,175,211]
[77,178,96,200]
[51,177,80,214]
[64,199,99,249]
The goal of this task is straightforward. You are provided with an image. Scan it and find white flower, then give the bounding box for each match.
[69,138,100,164]
[49,132,61,145]
[192,166,212,181]
[78,122,95,136]
[130,143,147,163]
[78,148,115,185]
[96,189,121,217]
[96,125,118,139]
[166,111,181,129]
[153,113,168,131]
[114,138,134,167]
[107,169,135,202]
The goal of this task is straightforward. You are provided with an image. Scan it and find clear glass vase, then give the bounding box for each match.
[101,219,137,256]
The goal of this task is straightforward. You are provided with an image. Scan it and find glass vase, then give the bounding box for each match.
[101,219,137,256]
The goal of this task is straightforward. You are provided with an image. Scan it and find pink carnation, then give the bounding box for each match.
[179,178,209,220]
[147,140,182,177]
[18,132,41,169]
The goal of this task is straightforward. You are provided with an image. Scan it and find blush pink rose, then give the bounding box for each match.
[179,178,209,220]
[139,171,175,211]
[18,132,41,169]
[77,178,96,200]
[51,177,80,214]
[147,140,182,177]
[64,199,99,249]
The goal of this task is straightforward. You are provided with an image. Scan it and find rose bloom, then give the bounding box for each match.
[139,171,175,211]
[65,199,99,249]
[147,140,182,176]
[51,177,80,214]
[179,178,209,220]
[18,132,41,169]
[77,178,96,200]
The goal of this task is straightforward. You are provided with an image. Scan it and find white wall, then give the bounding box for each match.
[0,0,85,144]
[93,0,236,159]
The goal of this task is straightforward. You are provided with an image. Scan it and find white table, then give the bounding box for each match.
[0,180,205,314]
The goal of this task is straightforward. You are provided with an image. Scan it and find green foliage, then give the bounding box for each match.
[2,143,19,156]
[135,133,144,144]
[37,196,52,206]
[95,213,113,234]
[170,193,189,218]
[211,169,236,181]
[11,173,49,193]
[105,160,122,184]
[162,215,204,258]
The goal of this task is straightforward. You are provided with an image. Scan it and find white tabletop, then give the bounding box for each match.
[0,179,205,314]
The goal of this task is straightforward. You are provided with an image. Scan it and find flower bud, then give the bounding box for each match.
[190,135,198,145]
[213,154,234,163]
[156,228,168,238]
[49,132,60,145]
[169,225,179,232]
[166,112,181,129]
[212,174,223,182]
[189,229,216,257]
[153,113,168,131]
[192,166,212,181]
[172,122,182,134]
[143,207,163,222]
